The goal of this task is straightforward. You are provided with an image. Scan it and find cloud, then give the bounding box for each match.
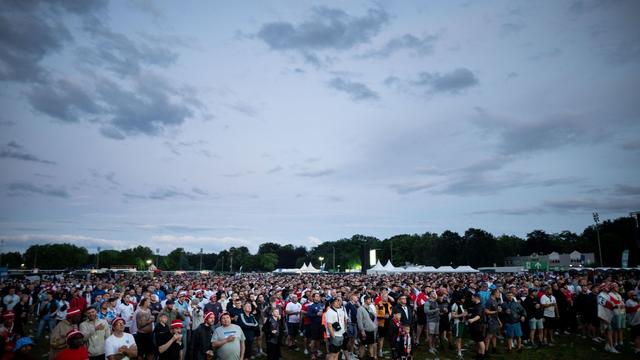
[140,223,249,233]
[412,68,479,94]
[191,187,208,196]
[123,187,197,201]
[472,109,609,155]
[27,79,101,122]
[225,102,259,118]
[0,233,126,252]
[90,170,120,186]
[622,140,640,151]
[471,207,547,216]
[0,142,56,165]
[389,182,435,195]
[527,48,562,61]
[501,23,524,34]
[267,166,284,174]
[256,7,388,51]
[0,0,107,83]
[255,6,388,66]
[307,236,322,246]
[295,169,335,177]
[360,33,438,58]
[78,21,178,78]
[150,234,252,252]
[328,77,379,101]
[544,197,640,212]
[614,184,640,196]
[440,174,582,196]
[6,182,69,198]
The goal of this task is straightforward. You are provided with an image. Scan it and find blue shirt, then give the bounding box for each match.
[344,302,358,324]
[307,302,324,324]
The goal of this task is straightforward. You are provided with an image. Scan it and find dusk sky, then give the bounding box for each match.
[1,0,639,254]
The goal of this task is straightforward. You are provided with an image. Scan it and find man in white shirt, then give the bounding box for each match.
[2,288,19,311]
[105,317,137,360]
[597,283,618,353]
[540,286,558,344]
[116,295,134,333]
[285,294,302,351]
[325,297,347,360]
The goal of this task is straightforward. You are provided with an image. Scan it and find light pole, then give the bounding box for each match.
[199,248,203,271]
[155,248,160,268]
[593,212,603,267]
[318,256,324,270]
[146,259,152,270]
[96,247,101,269]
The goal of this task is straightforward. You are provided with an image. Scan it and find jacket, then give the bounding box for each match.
[79,318,110,356]
[190,323,213,360]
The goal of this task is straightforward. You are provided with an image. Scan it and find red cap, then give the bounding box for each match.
[66,329,83,341]
[112,317,125,329]
[204,312,215,322]
[2,311,15,319]
[66,308,81,318]
[171,319,184,329]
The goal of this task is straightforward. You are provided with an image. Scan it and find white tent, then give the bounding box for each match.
[305,263,320,273]
[453,265,479,273]
[367,260,387,274]
[436,266,456,273]
[298,263,309,273]
[383,260,398,272]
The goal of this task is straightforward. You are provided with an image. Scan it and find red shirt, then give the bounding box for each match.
[55,347,89,360]
[301,302,312,325]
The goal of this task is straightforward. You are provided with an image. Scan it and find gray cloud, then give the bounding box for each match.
[257,7,388,51]
[412,68,479,94]
[473,109,608,155]
[440,174,583,196]
[501,23,524,34]
[544,197,640,212]
[0,0,106,83]
[527,48,562,61]
[6,182,69,198]
[622,140,640,151]
[389,182,435,195]
[471,207,547,216]
[191,187,208,196]
[328,77,379,101]
[79,20,178,78]
[0,142,56,165]
[360,33,438,58]
[27,79,101,122]
[295,169,335,177]
[614,184,640,196]
[225,102,259,118]
[91,170,120,186]
[123,187,196,201]
[267,166,284,174]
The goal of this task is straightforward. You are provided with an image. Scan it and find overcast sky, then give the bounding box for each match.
[1,0,639,254]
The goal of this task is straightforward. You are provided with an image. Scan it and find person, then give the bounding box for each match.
[49,308,81,359]
[192,312,215,360]
[203,294,223,327]
[116,295,135,333]
[211,312,245,360]
[135,298,154,360]
[436,290,452,351]
[36,292,57,340]
[156,319,184,360]
[325,297,347,360]
[238,303,259,359]
[450,296,466,359]
[609,283,625,350]
[357,295,378,360]
[375,290,393,359]
[306,293,324,360]
[2,289,19,312]
[79,306,110,360]
[104,317,138,360]
[285,294,302,351]
[522,288,544,347]
[262,307,282,360]
[414,286,429,346]
[0,311,19,357]
[467,293,486,359]
[12,295,30,337]
[153,313,171,359]
[502,292,526,353]
[343,294,359,360]
[424,291,439,355]
[54,330,88,360]
[389,308,411,360]
[625,290,640,355]
[540,286,559,345]
[484,289,501,354]
[12,337,35,360]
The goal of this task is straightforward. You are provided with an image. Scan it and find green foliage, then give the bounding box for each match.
[24,244,89,269]
[0,252,23,268]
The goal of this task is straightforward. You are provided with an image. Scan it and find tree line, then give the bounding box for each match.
[1,216,638,271]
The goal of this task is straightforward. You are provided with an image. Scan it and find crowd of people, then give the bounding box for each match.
[0,269,638,359]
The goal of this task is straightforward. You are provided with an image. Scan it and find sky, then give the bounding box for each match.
[1,0,639,255]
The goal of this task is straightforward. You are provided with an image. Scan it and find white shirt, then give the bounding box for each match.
[597,291,613,322]
[2,294,19,310]
[116,302,135,328]
[285,302,302,323]
[540,294,556,318]
[104,332,136,360]
[325,307,346,338]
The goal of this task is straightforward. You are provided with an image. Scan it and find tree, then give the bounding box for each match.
[0,252,23,268]
[463,229,498,268]
[24,244,89,269]
[525,230,553,255]
[258,253,278,271]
